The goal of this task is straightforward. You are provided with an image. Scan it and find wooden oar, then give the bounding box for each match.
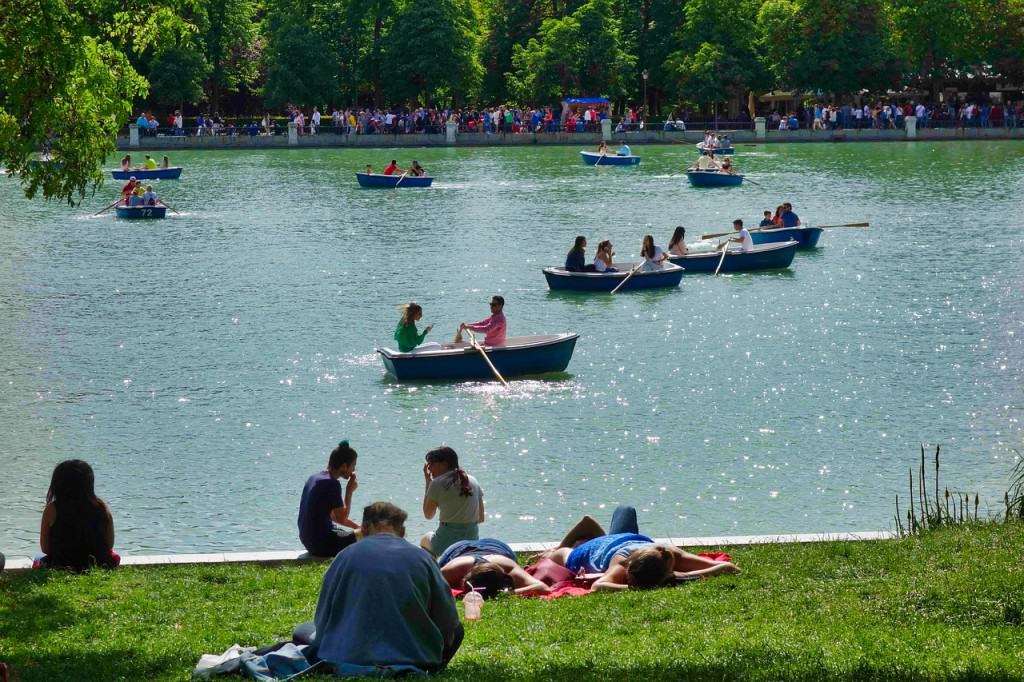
[714,242,730,276]
[94,199,121,216]
[813,222,869,229]
[394,171,409,187]
[158,200,181,215]
[595,152,605,166]
[610,262,644,294]
[742,175,762,187]
[702,226,767,240]
[466,329,508,386]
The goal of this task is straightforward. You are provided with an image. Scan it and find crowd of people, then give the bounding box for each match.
[26,443,739,674]
[769,100,1024,131]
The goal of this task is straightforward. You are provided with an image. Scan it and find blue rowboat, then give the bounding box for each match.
[111,167,182,180]
[356,172,433,188]
[580,151,641,166]
[696,142,735,155]
[686,170,744,187]
[379,333,578,381]
[542,263,683,292]
[750,226,823,248]
[667,241,798,273]
[115,203,167,220]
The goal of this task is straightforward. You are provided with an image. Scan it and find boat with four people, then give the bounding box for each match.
[115,203,168,220]
[667,241,798,273]
[379,333,578,381]
[111,167,183,180]
[542,263,683,292]
[580,151,641,166]
[750,226,824,248]
[686,170,744,187]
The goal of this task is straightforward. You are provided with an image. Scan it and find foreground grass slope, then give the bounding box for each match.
[2,523,1023,681]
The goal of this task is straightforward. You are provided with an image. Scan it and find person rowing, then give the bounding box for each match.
[458,296,506,346]
[596,141,609,155]
[119,176,138,203]
[691,150,720,172]
[382,160,404,176]
[719,219,753,254]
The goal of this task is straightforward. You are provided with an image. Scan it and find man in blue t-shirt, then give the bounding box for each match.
[781,202,801,227]
[298,440,360,557]
[303,501,463,673]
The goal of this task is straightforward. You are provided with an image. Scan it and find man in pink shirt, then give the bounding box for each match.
[460,296,506,346]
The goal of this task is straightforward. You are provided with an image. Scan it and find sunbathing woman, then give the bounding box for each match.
[438,538,549,597]
[542,505,739,591]
[421,446,484,555]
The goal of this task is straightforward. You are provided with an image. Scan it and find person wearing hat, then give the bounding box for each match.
[119,176,138,204]
[459,296,506,346]
[297,440,361,557]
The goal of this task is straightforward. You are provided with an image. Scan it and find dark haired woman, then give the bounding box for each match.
[641,234,667,270]
[298,440,360,557]
[38,460,118,570]
[421,446,484,555]
[565,235,588,272]
[667,226,687,256]
[438,538,548,597]
[394,302,434,352]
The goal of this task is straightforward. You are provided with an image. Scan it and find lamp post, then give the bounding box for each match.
[641,69,649,126]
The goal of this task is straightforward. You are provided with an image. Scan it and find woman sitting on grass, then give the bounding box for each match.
[438,538,549,597]
[38,460,118,571]
[421,446,484,556]
[542,506,739,591]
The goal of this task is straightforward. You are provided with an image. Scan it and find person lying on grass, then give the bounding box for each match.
[541,505,740,591]
[438,538,550,597]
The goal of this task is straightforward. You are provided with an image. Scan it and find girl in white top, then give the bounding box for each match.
[667,226,687,256]
[594,240,617,272]
[421,446,484,556]
[640,234,668,270]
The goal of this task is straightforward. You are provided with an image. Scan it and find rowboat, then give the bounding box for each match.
[696,142,735,155]
[750,226,823,248]
[667,241,798,273]
[580,151,641,166]
[355,172,433,188]
[542,263,683,292]
[379,333,578,381]
[115,203,167,219]
[111,167,183,180]
[686,170,743,187]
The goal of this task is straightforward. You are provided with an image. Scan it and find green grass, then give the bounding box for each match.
[2,523,1023,681]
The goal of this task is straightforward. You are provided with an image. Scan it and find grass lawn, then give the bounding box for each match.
[2,523,1023,681]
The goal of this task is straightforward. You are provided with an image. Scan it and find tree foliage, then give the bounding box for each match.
[263,19,339,109]
[0,0,147,204]
[149,44,210,108]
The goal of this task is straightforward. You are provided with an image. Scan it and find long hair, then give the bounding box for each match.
[597,240,612,258]
[624,546,674,589]
[399,302,422,327]
[568,235,586,257]
[46,459,112,569]
[426,446,473,497]
[641,235,655,259]
[47,459,101,508]
[668,226,685,250]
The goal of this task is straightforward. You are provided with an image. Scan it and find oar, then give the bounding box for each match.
[394,171,409,187]
[813,222,869,229]
[702,226,767,240]
[466,329,508,386]
[714,242,730,276]
[158,200,181,215]
[610,262,644,294]
[94,199,121,216]
[742,176,762,187]
[595,152,605,166]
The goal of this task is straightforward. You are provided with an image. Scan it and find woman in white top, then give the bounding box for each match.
[640,234,668,270]
[594,240,617,272]
[421,446,484,556]
[667,226,687,256]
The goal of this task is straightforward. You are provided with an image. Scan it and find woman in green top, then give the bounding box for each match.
[394,303,434,352]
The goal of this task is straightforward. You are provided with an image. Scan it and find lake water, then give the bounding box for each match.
[2,141,1023,557]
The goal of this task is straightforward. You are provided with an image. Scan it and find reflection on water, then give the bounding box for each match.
[1,141,1023,555]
